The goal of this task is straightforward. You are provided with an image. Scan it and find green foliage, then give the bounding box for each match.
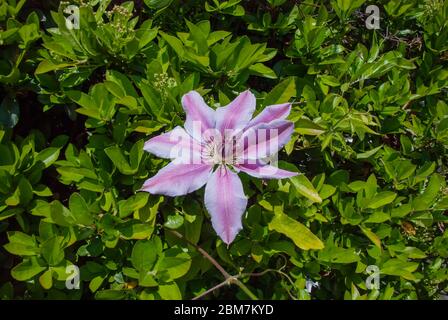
[0,0,447,300]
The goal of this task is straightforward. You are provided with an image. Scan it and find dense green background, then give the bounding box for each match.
[0,0,447,300]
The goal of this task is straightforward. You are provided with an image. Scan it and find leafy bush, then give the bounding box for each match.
[0,0,447,300]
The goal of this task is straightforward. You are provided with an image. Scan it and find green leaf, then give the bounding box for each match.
[0,208,22,221]
[0,282,14,299]
[41,236,65,266]
[137,25,158,49]
[402,247,427,259]
[36,147,60,168]
[158,248,192,280]
[268,213,324,250]
[131,239,159,272]
[248,63,277,79]
[129,140,144,170]
[6,176,33,207]
[144,0,174,10]
[185,20,208,55]
[139,271,158,287]
[367,191,397,209]
[160,31,184,58]
[39,269,53,289]
[131,120,165,134]
[413,174,443,211]
[95,289,128,300]
[183,200,203,244]
[360,226,382,250]
[4,231,39,256]
[118,193,149,218]
[105,70,139,99]
[118,221,154,240]
[49,200,76,226]
[56,166,97,182]
[381,259,419,281]
[18,176,33,206]
[104,145,135,175]
[35,61,75,74]
[69,193,93,225]
[66,90,96,110]
[356,145,383,159]
[11,258,46,281]
[295,118,325,135]
[318,75,340,86]
[164,214,184,229]
[290,175,322,203]
[318,246,360,264]
[89,275,106,292]
[137,81,163,116]
[18,23,40,47]
[263,77,296,106]
[158,282,182,300]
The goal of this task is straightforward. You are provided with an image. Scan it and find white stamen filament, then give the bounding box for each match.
[201,137,242,166]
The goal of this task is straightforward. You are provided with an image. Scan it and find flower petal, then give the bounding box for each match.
[144,126,203,163]
[181,91,215,140]
[204,166,247,244]
[141,162,212,196]
[246,103,291,129]
[215,90,256,135]
[236,162,298,179]
[240,119,294,160]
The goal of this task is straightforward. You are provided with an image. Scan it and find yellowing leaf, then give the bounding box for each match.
[158,282,182,300]
[268,213,324,250]
[39,269,53,290]
[35,61,75,74]
[381,259,419,281]
[290,175,322,203]
[295,118,325,135]
[360,226,382,251]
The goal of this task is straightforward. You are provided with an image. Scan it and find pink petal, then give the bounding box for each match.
[215,90,256,135]
[144,126,203,163]
[236,162,298,179]
[181,91,215,140]
[240,119,294,160]
[141,162,212,196]
[246,103,291,129]
[204,166,247,244]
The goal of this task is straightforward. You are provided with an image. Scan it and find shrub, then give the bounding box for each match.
[0,0,447,300]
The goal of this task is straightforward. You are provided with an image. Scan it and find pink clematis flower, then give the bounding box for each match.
[142,90,298,244]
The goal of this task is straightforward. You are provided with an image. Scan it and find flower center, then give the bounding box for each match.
[201,136,241,165]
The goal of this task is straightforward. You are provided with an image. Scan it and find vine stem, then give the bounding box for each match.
[167,229,258,300]
[232,279,259,300]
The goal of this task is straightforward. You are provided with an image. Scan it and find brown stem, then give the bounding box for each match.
[166,229,258,300]
[168,230,231,279]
